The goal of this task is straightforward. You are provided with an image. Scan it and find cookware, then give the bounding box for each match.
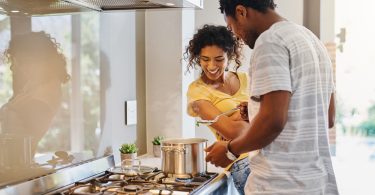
[161,138,207,178]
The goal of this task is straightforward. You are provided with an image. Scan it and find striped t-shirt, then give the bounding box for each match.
[245,21,339,194]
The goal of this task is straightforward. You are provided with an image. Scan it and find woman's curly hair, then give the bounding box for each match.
[4,31,70,84]
[184,24,242,73]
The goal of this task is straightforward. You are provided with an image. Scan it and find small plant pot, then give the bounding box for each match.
[153,145,161,157]
[120,153,137,162]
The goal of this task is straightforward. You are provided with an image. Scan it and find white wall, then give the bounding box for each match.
[195,0,226,27]
[320,0,335,42]
[135,11,147,155]
[302,0,335,42]
[145,9,196,154]
[98,12,138,163]
[276,0,304,25]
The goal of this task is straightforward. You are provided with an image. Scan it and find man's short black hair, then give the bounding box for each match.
[219,0,276,17]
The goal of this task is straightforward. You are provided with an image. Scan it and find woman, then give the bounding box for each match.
[185,24,250,195]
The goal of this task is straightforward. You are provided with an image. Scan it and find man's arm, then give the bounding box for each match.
[328,93,335,128]
[229,90,291,155]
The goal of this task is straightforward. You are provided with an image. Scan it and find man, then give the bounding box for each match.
[205,0,339,194]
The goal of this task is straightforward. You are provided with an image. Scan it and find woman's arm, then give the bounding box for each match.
[191,100,249,140]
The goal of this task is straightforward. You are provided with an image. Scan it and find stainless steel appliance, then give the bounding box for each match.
[161,138,207,178]
[0,155,221,195]
[50,166,217,194]
[0,0,203,16]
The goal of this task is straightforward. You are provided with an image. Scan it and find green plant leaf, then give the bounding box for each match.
[119,143,138,154]
[152,136,164,145]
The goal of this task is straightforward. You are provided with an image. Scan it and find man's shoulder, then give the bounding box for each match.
[254,21,291,48]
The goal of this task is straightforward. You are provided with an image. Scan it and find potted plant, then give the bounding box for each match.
[119,143,138,162]
[152,136,164,157]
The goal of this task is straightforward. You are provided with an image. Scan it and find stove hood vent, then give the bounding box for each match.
[0,0,203,16]
[63,0,204,11]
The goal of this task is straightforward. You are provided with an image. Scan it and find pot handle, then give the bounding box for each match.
[161,146,186,153]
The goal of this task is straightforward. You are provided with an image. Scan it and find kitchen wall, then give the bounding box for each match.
[98,12,140,162]
[135,12,147,155]
[144,9,196,154]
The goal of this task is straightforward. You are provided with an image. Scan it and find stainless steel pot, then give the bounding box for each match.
[161,138,207,178]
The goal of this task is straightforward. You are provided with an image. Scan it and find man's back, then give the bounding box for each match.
[247,21,338,194]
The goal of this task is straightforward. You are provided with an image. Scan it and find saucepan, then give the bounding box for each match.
[161,138,207,178]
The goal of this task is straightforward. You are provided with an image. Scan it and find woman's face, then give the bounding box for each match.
[199,45,228,82]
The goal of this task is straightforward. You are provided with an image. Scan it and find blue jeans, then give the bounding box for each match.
[230,157,251,195]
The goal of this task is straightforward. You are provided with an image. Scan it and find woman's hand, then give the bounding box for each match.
[228,110,243,121]
[238,102,249,121]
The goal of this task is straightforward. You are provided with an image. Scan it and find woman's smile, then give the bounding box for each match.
[207,68,220,75]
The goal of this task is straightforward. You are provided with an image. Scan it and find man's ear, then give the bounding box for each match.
[235,5,248,19]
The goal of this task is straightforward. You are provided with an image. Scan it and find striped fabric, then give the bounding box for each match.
[245,21,339,194]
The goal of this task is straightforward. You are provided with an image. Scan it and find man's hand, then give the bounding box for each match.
[205,141,233,168]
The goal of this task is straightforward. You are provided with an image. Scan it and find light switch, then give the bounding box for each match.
[125,100,137,125]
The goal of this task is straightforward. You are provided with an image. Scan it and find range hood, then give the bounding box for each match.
[63,0,203,11]
[0,0,203,16]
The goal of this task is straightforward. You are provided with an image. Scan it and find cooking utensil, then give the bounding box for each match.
[196,107,240,126]
[161,138,207,178]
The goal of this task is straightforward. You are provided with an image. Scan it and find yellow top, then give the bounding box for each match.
[187,71,249,170]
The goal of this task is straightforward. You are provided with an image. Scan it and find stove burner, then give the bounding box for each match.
[72,185,92,193]
[175,178,192,183]
[191,176,208,183]
[58,171,218,195]
[123,184,142,192]
[108,174,123,180]
[167,173,192,179]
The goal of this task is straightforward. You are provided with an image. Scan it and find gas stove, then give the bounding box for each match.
[52,170,217,195]
[0,155,218,195]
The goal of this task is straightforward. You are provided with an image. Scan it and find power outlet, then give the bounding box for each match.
[125,100,137,125]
